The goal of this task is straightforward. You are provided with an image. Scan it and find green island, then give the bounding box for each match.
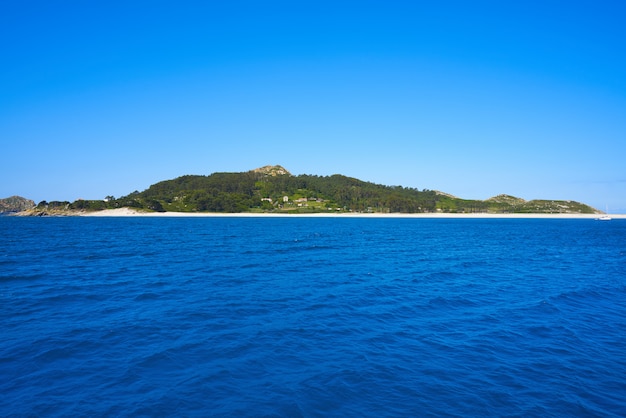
[7,165,600,215]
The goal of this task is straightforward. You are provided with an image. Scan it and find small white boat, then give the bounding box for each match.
[596,206,612,220]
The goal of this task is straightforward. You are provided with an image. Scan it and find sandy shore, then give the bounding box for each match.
[81,208,626,219]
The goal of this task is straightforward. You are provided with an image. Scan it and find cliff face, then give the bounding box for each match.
[0,196,35,213]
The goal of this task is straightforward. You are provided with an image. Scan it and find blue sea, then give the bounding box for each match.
[1,217,625,417]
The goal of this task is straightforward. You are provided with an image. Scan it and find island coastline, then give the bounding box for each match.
[79,208,626,219]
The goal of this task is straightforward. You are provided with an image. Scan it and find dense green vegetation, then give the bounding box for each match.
[27,166,598,214]
[98,166,596,214]
[126,170,441,213]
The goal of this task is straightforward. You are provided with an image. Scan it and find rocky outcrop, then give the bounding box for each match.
[252,165,292,176]
[487,194,526,205]
[485,194,599,214]
[0,196,35,213]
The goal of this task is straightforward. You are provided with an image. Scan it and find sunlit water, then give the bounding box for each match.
[1,217,625,417]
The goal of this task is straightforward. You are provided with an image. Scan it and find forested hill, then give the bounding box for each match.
[28,165,600,214]
[124,167,440,213]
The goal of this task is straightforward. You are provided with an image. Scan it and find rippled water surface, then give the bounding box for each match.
[1,217,625,417]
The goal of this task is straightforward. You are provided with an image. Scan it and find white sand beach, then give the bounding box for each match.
[81,208,626,219]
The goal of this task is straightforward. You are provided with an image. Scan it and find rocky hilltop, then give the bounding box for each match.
[252,165,291,176]
[0,196,35,213]
[486,194,526,205]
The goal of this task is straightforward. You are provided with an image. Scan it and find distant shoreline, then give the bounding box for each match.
[79,208,626,219]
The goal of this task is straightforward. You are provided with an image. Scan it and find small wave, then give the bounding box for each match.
[427,295,480,309]
[133,292,161,301]
[0,273,46,282]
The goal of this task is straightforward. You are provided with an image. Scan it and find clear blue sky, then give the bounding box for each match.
[2,1,625,212]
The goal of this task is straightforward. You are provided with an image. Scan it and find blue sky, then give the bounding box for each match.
[2,1,625,212]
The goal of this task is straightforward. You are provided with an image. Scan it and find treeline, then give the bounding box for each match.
[35,199,117,212]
